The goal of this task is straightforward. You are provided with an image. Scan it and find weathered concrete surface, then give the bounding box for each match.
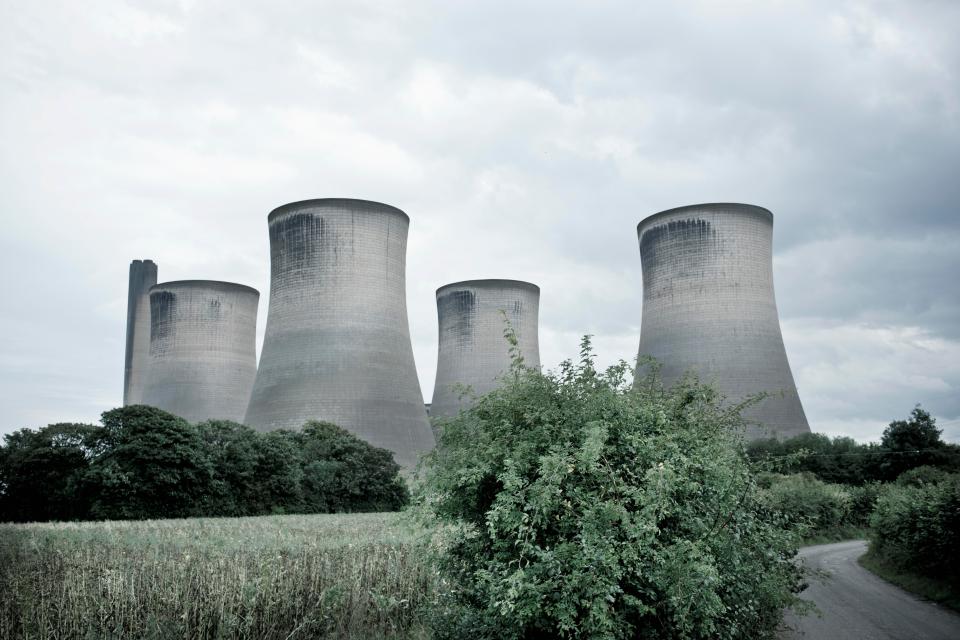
[140,280,258,423]
[244,198,435,470]
[123,259,158,406]
[635,203,810,440]
[781,540,960,640]
[431,279,540,419]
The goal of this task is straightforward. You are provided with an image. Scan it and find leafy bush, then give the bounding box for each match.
[758,473,876,538]
[870,475,960,581]
[759,473,850,537]
[847,482,882,528]
[895,465,953,487]
[420,339,805,639]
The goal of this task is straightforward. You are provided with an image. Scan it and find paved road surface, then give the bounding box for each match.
[780,540,960,639]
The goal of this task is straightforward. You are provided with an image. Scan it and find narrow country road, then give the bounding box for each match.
[779,540,960,639]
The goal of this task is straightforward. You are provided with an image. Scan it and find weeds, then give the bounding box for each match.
[0,513,434,639]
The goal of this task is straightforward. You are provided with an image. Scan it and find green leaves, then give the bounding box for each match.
[419,340,805,639]
[1,410,409,522]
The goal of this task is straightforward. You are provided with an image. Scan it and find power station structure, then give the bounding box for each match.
[243,198,435,469]
[431,279,540,419]
[635,203,810,440]
[140,280,259,423]
[123,259,158,406]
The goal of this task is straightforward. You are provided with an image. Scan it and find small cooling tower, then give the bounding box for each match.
[431,279,540,419]
[123,259,158,405]
[140,280,259,423]
[635,203,810,440]
[244,198,435,469]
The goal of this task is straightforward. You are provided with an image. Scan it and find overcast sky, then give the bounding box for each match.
[2,0,958,442]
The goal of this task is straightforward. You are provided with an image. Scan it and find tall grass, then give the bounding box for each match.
[0,513,435,639]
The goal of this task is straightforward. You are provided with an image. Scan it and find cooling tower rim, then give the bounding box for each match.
[268,198,409,223]
[637,203,772,233]
[150,280,260,296]
[436,279,540,296]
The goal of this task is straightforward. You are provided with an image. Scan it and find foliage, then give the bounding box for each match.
[0,512,434,639]
[299,421,409,513]
[759,473,851,536]
[0,423,101,522]
[879,406,956,479]
[757,473,878,541]
[0,408,409,522]
[195,419,262,516]
[748,433,878,485]
[869,473,960,582]
[895,465,953,487]
[419,337,806,640]
[747,406,960,485]
[84,406,214,520]
[251,429,305,515]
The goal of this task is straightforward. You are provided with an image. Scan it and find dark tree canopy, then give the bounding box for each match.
[0,423,101,521]
[84,406,214,520]
[299,421,408,513]
[1,407,409,522]
[882,405,942,451]
[747,405,959,484]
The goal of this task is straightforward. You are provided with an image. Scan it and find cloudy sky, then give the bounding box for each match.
[2,0,958,442]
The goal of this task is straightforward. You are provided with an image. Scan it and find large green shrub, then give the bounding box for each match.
[870,474,960,580]
[758,473,877,537]
[760,473,850,536]
[420,339,805,640]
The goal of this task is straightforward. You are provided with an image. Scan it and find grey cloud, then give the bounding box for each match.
[1,0,957,441]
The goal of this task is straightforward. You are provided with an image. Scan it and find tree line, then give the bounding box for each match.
[747,405,960,484]
[0,405,409,522]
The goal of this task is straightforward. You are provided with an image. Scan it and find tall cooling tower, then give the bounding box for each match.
[140,280,259,423]
[123,259,158,405]
[244,198,435,469]
[431,280,540,419]
[636,203,810,440]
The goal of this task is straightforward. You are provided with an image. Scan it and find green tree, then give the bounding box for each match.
[419,338,805,639]
[250,430,304,515]
[882,405,943,451]
[195,420,261,516]
[298,421,408,513]
[84,405,214,519]
[880,405,951,479]
[747,433,874,485]
[0,423,101,521]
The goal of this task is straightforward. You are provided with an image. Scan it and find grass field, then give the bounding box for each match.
[0,513,437,639]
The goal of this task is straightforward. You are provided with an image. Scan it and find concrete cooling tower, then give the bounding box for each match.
[123,259,158,406]
[244,198,435,469]
[431,280,540,419]
[140,280,259,423]
[635,203,810,440]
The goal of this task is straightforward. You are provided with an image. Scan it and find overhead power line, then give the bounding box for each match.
[755,448,959,460]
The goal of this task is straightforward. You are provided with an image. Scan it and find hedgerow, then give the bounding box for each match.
[419,337,806,639]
